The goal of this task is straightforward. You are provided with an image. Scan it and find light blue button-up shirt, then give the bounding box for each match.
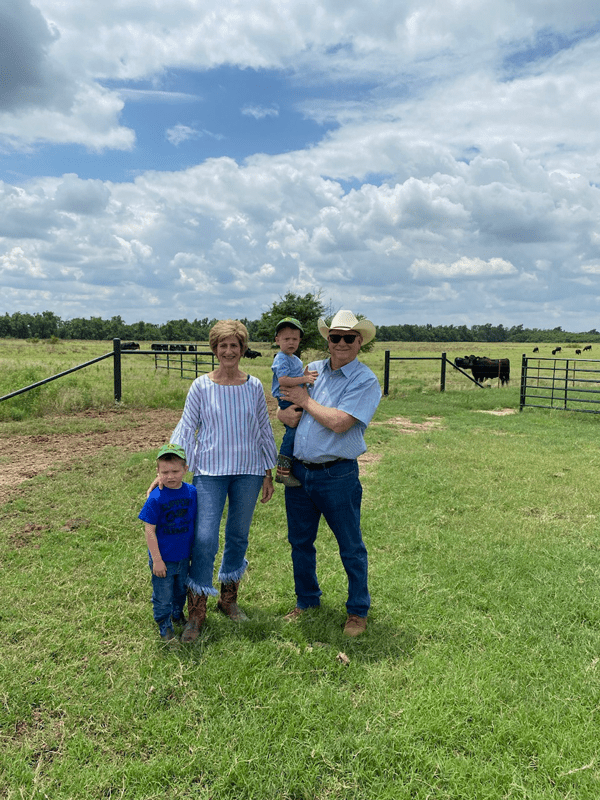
[271,351,304,399]
[293,357,382,463]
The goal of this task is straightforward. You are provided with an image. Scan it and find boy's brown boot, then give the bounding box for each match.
[217,581,248,622]
[275,455,302,488]
[181,590,207,642]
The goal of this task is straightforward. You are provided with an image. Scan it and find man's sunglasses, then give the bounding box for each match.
[328,333,359,344]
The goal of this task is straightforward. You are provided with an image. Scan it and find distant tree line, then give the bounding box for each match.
[377,322,600,344]
[1,308,599,345]
[0,312,226,343]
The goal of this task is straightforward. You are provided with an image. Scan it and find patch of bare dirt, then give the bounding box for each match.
[474,408,517,415]
[0,408,182,506]
[8,522,46,549]
[2,400,384,505]
[372,415,444,433]
[357,451,382,477]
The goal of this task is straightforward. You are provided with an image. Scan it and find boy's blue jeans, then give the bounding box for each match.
[149,557,190,635]
[278,398,297,458]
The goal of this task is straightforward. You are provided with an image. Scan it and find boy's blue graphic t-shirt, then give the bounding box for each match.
[139,482,197,562]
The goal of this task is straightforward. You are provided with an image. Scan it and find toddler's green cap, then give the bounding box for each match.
[275,317,304,335]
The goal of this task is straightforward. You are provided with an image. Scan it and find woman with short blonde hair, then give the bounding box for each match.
[209,319,248,354]
[150,319,277,642]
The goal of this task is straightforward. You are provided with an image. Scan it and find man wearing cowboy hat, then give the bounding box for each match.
[277,310,381,636]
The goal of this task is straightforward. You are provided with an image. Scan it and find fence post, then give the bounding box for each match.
[440,353,446,392]
[384,350,390,396]
[113,338,122,402]
[519,353,527,411]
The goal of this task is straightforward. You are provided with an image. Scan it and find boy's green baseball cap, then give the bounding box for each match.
[275,317,304,335]
[157,443,187,460]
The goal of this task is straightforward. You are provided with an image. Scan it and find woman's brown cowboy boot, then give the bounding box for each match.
[181,590,207,642]
[217,581,248,622]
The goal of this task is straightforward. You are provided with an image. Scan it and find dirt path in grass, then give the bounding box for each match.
[0,408,186,506]
[2,396,400,506]
[1,398,286,505]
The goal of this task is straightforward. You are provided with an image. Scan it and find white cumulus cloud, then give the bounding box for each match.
[241,105,279,119]
[410,257,517,279]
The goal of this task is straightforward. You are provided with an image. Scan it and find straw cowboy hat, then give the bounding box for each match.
[317,310,376,345]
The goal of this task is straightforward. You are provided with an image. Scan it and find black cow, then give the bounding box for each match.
[121,341,140,350]
[576,349,582,355]
[533,347,539,353]
[169,344,187,352]
[243,348,262,359]
[454,355,510,385]
[584,345,592,352]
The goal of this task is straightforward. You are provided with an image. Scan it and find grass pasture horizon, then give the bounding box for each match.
[2,338,600,798]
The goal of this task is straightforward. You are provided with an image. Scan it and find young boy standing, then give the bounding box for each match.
[139,443,197,642]
[271,317,317,487]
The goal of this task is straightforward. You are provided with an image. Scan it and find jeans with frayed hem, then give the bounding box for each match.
[187,473,264,595]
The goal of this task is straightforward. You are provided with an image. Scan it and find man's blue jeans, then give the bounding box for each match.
[284,459,370,617]
[149,557,190,635]
[188,474,264,596]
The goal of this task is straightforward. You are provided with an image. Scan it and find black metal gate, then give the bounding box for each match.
[152,346,215,380]
[520,354,600,413]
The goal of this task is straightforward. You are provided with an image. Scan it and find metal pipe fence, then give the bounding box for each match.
[0,351,115,403]
[152,347,215,379]
[1,339,216,405]
[12,343,583,410]
[519,354,600,413]
[383,351,452,395]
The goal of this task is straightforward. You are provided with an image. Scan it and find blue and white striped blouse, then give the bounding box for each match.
[171,374,277,476]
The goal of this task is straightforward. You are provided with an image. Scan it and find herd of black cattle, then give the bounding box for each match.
[120,341,262,358]
[118,341,594,387]
[453,345,593,386]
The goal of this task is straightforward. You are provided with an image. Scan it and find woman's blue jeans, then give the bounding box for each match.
[188,474,264,596]
[284,459,370,617]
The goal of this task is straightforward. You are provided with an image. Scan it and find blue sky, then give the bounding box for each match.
[3,66,337,182]
[3,1,600,331]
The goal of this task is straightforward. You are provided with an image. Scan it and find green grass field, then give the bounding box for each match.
[2,339,600,798]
